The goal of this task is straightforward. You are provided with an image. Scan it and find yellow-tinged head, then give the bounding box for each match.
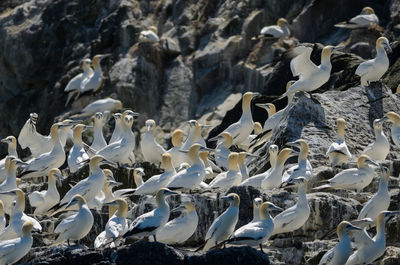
[221,193,240,206]
[0,136,16,147]
[336,118,346,127]
[81,58,92,70]
[228,152,239,170]
[105,198,128,218]
[286,80,296,91]
[221,132,233,147]
[115,100,123,110]
[73,124,85,139]
[254,122,262,134]
[259,202,283,220]
[386,111,400,124]
[199,150,209,164]
[357,154,378,168]
[376,37,391,52]
[362,6,375,15]
[146,119,156,132]
[148,26,158,34]
[21,221,34,236]
[253,197,263,208]
[48,168,62,182]
[66,194,87,209]
[277,18,288,27]
[162,153,173,168]
[242,92,259,109]
[171,129,184,147]
[238,152,247,164]
[277,147,293,163]
[337,221,361,235]
[0,200,4,215]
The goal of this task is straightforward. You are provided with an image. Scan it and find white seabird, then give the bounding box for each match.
[237,152,250,180]
[94,198,129,248]
[381,111,400,148]
[282,139,312,182]
[239,144,279,188]
[335,7,379,29]
[154,202,198,245]
[260,18,290,38]
[0,221,34,265]
[362,118,389,161]
[326,118,352,168]
[133,167,145,187]
[319,221,361,265]
[64,58,93,105]
[355,37,391,87]
[252,198,263,222]
[209,152,242,190]
[0,189,41,241]
[134,153,176,195]
[76,98,123,118]
[109,113,123,144]
[202,193,240,251]
[140,119,166,165]
[313,155,378,192]
[68,124,90,173]
[261,148,294,190]
[53,195,94,246]
[279,45,343,100]
[0,136,18,183]
[238,122,262,150]
[198,150,214,183]
[123,188,177,241]
[218,92,259,145]
[166,129,187,168]
[90,112,107,154]
[346,211,400,265]
[166,144,211,191]
[181,120,209,151]
[28,168,61,216]
[223,202,283,253]
[209,132,233,170]
[272,177,310,235]
[139,26,159,43]
[357,166,390,222]
[80,54,109,94]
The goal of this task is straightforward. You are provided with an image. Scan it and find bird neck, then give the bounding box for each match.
[298,146,308,162]
[14,193,25,213]
[162,161,175,172]
[89,162,102,175]
[337,126,345,140]
[116,204,128,218]
[73,130,83,146]
[375,219,387,243]
[94,120,103,134]
[337,229,349,242]
[287,92,294,104]
[242,98,252,114]
[228,158,239,171]
[193,126,201,142]
[378,176,388,192]
[93,60,102,73]
[21,227,32,238]
[134,173,144,187]
[156,193,168,209]
[5,164,17,186]
[189,150,202,166]
[321,51,332,67]
[8,143,17,157]
[376,45,387,58]
[269,154,277,168]
[297,186,307,204]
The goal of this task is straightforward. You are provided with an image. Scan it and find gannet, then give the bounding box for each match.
[50,155,116,213]
[237,152,250,180]
[80,54,109,94]
[261,148,294,190]
[68,124,90,173]
[20,123,68,179]
[239,144,279,188]
[0,201,5,232]
[87,178,121,211]
[252,198,263,222]
[134,153,176,195]
[0,221,33,265]
[362,118,389,161]
[218,92,259,145]
[64,58,93,105]
[335,7,379,29]
[348,218,375,250]
[181,120,209,151]
[0,189,41,241]
[272,177,310,235]
[356,37,391,87]
[326,118,352,168]
[0,136,18,183]
[358,167,390,222]
[28,168,61,216]
[94,198,129,248]
[319,221,361,265]
[210,132,232,170]
[139,26,159,43]
[166,144,211,191]
[223,202,283,253]
[279,45,343,100]
[53,195,94,246]
[154,202,198,245]
[282,139,312,182]
[166,129,187,168]
[124,188,177,241]
[133,167,145,187]
[141,119,166,164]
[77,98,123,118]
[109,113,123,144]
[199,150,214,182]
[346,211,400,265]
[209,152,242,190]
[202,193,240,251]
[90,112,107,154]
[238,122,262,150]
[381,111,400,148]
[260,18,290,38]
[313,155,378,192]
[97,111,138,165]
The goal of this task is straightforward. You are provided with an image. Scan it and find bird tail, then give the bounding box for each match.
[334,22,362,29]
[312,184,331,191]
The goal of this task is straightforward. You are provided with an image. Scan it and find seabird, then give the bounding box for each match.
[154,202,198,245]
[319,221,361,265]
[68,124,90,173]
[279,45,343,100]
[355,37,391,87]
[261,148,294,190]
[326,118,352,168]
[260,18,290,38]
[357,166,390,222]
[133,168,145,187]
[238,122,262,150]
[202,193,240,251]
[139,26,159,43]
[109,113,123,144]
[181,120,209,151]
[53,195,94,246]
[64,58,93,105]
[282,139,312,182]
[140,119,166,165]
[209,152,242,190]
[380,111,400,148]
[313,155,378,192]
[362,118,389,161]
[28,168,61,216]
[80,54,109,94]
[0,136,18,183]
[76,98,123,118]
[123,188,178,241]
[90,112,107,154]
[0,221,34,265]
[239,144,279,188]
[334,7,379,29]
[237,152,250,180]
[272,177,310,235]
[210,132,233,170]
[94,198,129,248]
[134,153,176,195]
[252,198,263,222]
[166,129,187,168]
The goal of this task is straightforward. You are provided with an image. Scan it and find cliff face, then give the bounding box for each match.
[2,0,400,264]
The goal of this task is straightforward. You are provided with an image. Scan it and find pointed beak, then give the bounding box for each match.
[221,196,231,201]
[385,43,392,53]
[348,224,362,231]
[255,103,269,110]
[200,146,214,152]
[14,159,28,166]
[270,204,284,212]
[179,149,189,154]
[208,135,221,142]
[108,181,123,188]
[201,124,212,129]
[279,181,294,189]
[171,205,186,213]
[164,189,178,196]
[366,159,379,167]
[101,158,118,168]
[0,138,10,144]
[333,45,344,52]
[245,153,259,158]
[147,125,152,131]
[83,125,93,131]
[252,92,261,97]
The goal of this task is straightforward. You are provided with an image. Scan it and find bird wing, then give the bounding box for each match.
[273,206,297,229]
[61,179,91,204]
[222,122,241,141]
[349,14,378,27]
[114,188,136,198]
[64,73,83,92]
[260,25,282,37]
[232,222,266,240]
[129,210,162,233]
[290,46,318,79]
[28,190,46,207]
[0,239,19,261]
[167,170,201,189]
[263,111,283,132]
[355,59,373,77]
[96,142,121,161]
[348,229,374,249]
[55,213,78,234]
[18,119,50,156]
[319,247,335,264]
[326,141,351,157]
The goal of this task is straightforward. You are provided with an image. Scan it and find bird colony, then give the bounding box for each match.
[0,6,398,265]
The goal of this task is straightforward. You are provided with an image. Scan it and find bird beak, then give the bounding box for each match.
[101,158,118,168]
[208,135,221,142]
[378,116,389,123]
[179,149,189,153]
[279,181,294,189]
[221,196,232,201]
[171,205,186,213]
[200,124,212,129]
[108,181,123,188]
[200,146,214,152]
[0,190,15,196]
[333,45,344,52]
[164,189,178,196]
[384,43,392,53]
[348,224,362,231]
[98,54,112,60]
[131,112,140,117]
[0,138,10,144]
[245,153,259,158]
[270,204,284,212]
[83,125,93,131]
[68,120,83,125]
[366,159,379,167]
[14,159,28,166]
[252,92,261,97]
[255,103,269,110]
